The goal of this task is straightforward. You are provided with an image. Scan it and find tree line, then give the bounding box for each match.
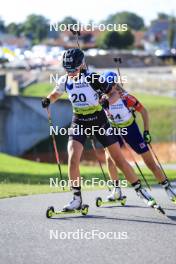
[0,12,175,49]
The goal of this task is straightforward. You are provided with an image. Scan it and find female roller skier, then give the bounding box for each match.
[42,48,162,211]
[100,71,176,204]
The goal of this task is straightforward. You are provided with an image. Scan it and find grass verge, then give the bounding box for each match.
[0,153,175,198]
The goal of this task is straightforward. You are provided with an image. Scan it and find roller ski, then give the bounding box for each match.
[96,187,127,207]
[46,191,89,218]
[46,204,89,218]
[134,181,165,215]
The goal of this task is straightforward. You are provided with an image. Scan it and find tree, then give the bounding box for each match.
[168,17,176,48]
[23,14,49,44]
[6,23,23,37]
[59,16,78,26]
[120,30,134,48]
[104,31,122,49]
[151,13,171,24]
[58,16,81,33]
[158,13,170,20]
[96,30,134,49]
[104,11,144,31]
[0,17,6,33]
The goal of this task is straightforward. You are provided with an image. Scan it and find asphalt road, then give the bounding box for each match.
[0,187,176,264]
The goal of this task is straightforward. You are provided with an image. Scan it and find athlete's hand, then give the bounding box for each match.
[100,98,109,109]
[143,130,152,144]
[42,98,50,108]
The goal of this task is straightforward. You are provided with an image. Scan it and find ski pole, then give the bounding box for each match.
[105,108,151,190]
[70,27,81,49]
[148,143,167,178]
[90,137,111,191]
[111,60,151,187]
[113,57,124,87]
[46,107,65,190]
[121,137,151,190]
[68,26,89,70]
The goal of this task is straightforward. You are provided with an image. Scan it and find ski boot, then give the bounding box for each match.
[161,179,176,204]
[133,180,165,215]
[96,187,127,207]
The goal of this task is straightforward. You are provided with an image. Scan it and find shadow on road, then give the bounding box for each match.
[166,215,176,221]
[163,207,176,211]
[48,213,176,226]
[102,204,147,209]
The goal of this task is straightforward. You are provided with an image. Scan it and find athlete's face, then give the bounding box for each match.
[112,84,124,96]
[66,64,83,77]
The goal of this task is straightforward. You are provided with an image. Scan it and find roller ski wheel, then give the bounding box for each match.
[46,204,89,218]
[120,196,127,206]
[153,204,165,215]
[46,206,55,218]
[148,200,165,215]
[96,197,102,207]
[81,204,89,215]
[171,197,176,204]
[96,196,127,207]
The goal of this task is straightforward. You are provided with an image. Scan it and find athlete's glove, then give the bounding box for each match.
[42,98,50,108]
[100,98,109,109]
[143,130,152,144]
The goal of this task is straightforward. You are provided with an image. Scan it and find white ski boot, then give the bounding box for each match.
[63,194,82,211]
[162,180,176,203]
[133,181,156,207]
[107,187,123,201]
[132,180,165,214]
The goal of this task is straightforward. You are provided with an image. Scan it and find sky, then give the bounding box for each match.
[1,0,176,26]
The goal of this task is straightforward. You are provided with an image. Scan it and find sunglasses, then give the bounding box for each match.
[65,68,79,73]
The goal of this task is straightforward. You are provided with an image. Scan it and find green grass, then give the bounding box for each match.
[133,93,175,142]
[22,83,53,97]
[134,93,175,108]
[22,82,68,98]
[0,153,102,184]
[0,153,175,198]
[0,184,61,198]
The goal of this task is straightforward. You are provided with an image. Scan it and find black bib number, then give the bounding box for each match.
[72,93,86,103]
[115,114,121,119]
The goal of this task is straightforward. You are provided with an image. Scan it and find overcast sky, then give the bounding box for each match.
[1,0,176,25]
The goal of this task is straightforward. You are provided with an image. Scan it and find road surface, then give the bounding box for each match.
[0,187,176,264]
